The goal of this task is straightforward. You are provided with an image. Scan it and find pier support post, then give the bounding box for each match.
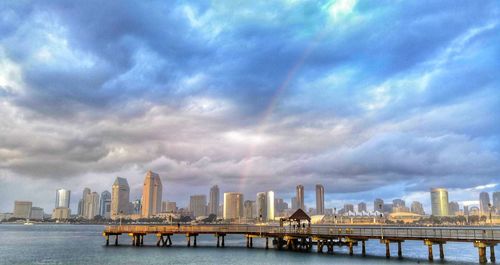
[217,236,220,248]
[187,235,191,247]
[167,235,172,246]
[428,244,434,261]
[439,243,444,260]
[194,236,197,247]
[362,241,366,257]
[221,236,225,247]
[349,242,354,256]
[318,240,323,253]
[490,245,496,263]
[140,235,144,246]
[131,234,135,246]
[474,241,488,264]
[397,241,402,258]
[156,236,163,247]
[115,235,118,246]
[385,242,390,258]
[266,237,269,249]
[246,236,249,248]
[250,237,253,248]
[106,235,109,246]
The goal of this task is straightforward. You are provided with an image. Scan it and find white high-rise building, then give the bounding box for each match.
[256,192,267,221]
[55,189,71,209]
[316,185,324,215]
[266,191,275,221]
[85,192,100,219]
[430,188,449,216]
[100,190,111,219]
[223,192,243,220]
[296,185,304,210]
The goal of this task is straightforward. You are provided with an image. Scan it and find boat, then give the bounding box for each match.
[23,219,34,225]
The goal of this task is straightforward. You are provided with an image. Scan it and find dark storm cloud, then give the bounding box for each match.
[0,0,499,211]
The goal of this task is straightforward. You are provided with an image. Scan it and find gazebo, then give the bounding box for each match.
[281,209,311,228]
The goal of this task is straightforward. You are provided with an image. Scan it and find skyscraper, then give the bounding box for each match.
[291,197,298,210]
[315,184,324,215]
[448,201,459,216]
[296,185,304,210]
[411,201,425,215]
[374,198,384,212]
[493,192,500,214]
[266,191,275,221]
[223,192,243,220]
[80,187,91,217]
[357,202,367,213]
[243,200,256,219]
[111,177,130,219]
[190,195,207,217]
[84,192,100,219]
[209,185,220,216]
[141,170,163,218]
[13,201,32,219]
[479,192,490,214]
[55,189,71,208]
[256,192,267,221]
[100,190,111,218]
[431,188,449,216]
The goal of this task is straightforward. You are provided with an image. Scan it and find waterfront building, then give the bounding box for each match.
[243,200,256,219]
[374,198,384,212]
[343,204,354,213]
[267,191,275,221]
[296,185,304,210]
[357,202,367,213]
[256,192,267,221]
[80,187,90,217]
[162,201,177,213]
[393,199,405,208]
[55,189,71,208]
[410,201,425,215]
[223,192,243,220]
[85,192,100,219]
[464,205,469,216]
[430,188,449,216]
[316,184,325,215]
[111,177,130,219]
[190,195,207,217]
[52,207,71,220]
[132,199,142,214]
[30,207,44,220]
[493,192,500,214]
[13,201,32,219]
[141,171,163,218]
[274,198,288,216]
[0,213,13,221]
[100,190,111,219]
[291,197,298,210]
[77,199,83,217]
[208,185,220,216]
[448,201,460,216]
[479,192,490,215]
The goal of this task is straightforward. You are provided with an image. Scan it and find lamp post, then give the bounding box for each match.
[379,203,384,239]
[488,203,493,225]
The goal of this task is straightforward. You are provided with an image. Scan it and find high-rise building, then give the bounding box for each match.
[410,201,425,215]
[479,192,490,215]
[55,189,71,208]
[315,184,325,215]
[80,187,91,217]
[392,199,405,208]
[357,202,367,213]
[30,207,44,220]
[223,192,243,220]
[141,171,163,218]
[77,199,83,216]
[448,201,460,216]
[464,205,469,216]
[296,185,304,210]
[100,190,111,219]
[243,200,256,219]
[431,188,449,216]
[190,195,207,217]
[291,197,298,210]
[274,198,288,216]
[209,185,220,216]
[493,192,500,214]
[343,204,354,213]
[256,192,267,221]
[374,198,384,212]
[162,201,177,213]
[266,191,275,221]
[13,201,32,219]
[111,177,130,219]
[85,192,100,219]
[52,207,71,220]
[132,199,142,214]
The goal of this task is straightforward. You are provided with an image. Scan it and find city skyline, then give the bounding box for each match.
[0,1,499,214]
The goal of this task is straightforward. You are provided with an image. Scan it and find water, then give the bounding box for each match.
[0,224,483,264]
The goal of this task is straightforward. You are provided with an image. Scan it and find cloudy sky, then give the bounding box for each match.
[1,0,499,213]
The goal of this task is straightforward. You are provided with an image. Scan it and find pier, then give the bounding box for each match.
[103,224,500,263]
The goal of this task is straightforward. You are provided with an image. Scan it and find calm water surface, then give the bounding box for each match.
[0,224,482,264]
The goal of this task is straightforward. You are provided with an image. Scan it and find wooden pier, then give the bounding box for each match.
[103,224,499,263]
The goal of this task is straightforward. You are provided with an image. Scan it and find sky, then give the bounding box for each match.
[0,0,499,213]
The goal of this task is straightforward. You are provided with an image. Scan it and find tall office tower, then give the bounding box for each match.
[392,199,405,208]
[315,184,325,215]
[274,198,288,216]
[13,201,32,219]
[77,199,83,216]
[374,198,384,212]
[357,202,367,213]
[256,192,267,221]
[99,190,111,218]
[411,201,425,215]
[55,189,71,208]
[479,192,491,214]
[208,185,220,216]
[343,204,354,213]
[430,188,449,216]
[111,177,130,219]
[291,197,298,210]
[223,192,243,220]
[243,200,256,219]
[141,170,163,218]
[296,185,304,210]
[30,207,44,220]
[190,195,207,217]
[162,201,177,213]
[132,199,142,214]
[448,201,460,216]
[493,192,500,214]
[464,205,469,216]
[85,192,100,219]
[80,187,91,216]
[266,191,275,221]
